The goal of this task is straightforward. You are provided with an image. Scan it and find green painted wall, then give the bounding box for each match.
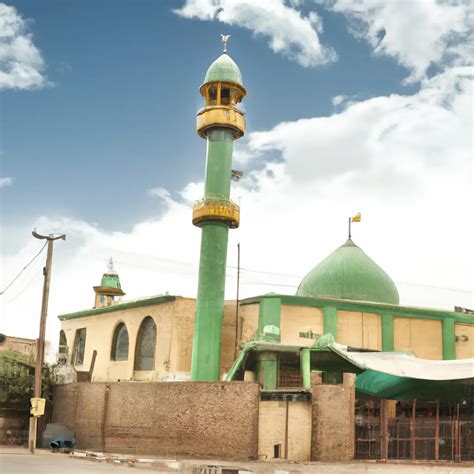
[301,348,311,389]
[258,352,277,390]
[381,313,394,351]
[442,318,456,360]
[323,306,337,337]
[258,297,281,341]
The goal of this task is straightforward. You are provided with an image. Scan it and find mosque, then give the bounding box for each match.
[54,40,474,463]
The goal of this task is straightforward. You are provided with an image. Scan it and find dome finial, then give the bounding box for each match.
[221,34,231,53]
[348,212,361,239]
[107,256,117,275]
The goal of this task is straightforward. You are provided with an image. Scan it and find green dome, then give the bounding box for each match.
[100,273,122,290]
[203,53,243,86]
[296,239,399,305]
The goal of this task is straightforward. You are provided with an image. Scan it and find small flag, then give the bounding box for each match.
[351,212,361,222]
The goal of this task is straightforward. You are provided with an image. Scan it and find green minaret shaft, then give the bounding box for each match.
[191,49,246,381]
[191,129,234,381]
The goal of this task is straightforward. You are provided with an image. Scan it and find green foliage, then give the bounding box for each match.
[0,351,58,406]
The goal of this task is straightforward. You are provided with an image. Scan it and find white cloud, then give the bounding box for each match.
[247,67,472,183]
[326,0,473,82]
[0,176,13,188]
[174,0,336,67]
[0,3,48,90]
[331,95,346,106]
[148,186,172,202]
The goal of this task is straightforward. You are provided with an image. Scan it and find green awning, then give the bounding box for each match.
[356,369,474,401]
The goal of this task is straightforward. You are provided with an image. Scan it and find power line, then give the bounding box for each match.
[109,255,474,295]
[0,242,48,296]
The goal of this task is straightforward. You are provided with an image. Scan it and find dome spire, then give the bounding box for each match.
[221,34,231,53]
[107,256,117,275]
[348,212,361,239]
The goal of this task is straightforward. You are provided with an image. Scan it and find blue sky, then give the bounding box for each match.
[0,0,472,342]
[2,0,418,231]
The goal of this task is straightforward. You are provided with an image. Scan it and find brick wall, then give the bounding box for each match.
[52,381,259,460]
[311,383,355,461]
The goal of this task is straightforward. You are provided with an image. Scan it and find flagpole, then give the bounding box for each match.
[348,217,351,239]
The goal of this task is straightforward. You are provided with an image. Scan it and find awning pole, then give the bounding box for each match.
[435,400,440,461]
[411,400,416,461]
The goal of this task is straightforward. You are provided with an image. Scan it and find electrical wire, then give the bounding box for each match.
[104,254,474,295]
[0,242,48,296]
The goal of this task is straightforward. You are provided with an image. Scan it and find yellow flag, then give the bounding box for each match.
[351,212,361,222]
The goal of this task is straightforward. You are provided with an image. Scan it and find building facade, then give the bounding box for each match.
[54,42,473,463]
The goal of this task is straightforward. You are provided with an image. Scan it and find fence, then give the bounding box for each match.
[356,400,474,462]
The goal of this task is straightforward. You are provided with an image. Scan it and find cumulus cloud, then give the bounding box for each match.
[0,176,13,188]
[326,0,473,82]
[174,0,336,67]
[0,3,48,90]
[247,67,472,183]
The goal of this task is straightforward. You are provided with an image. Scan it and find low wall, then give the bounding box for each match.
[0,406,29,445]
[311,382,355,461]
[52,381,259,460]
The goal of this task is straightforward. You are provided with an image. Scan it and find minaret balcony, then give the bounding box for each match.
[192,199,240,229]
[196,106,245,139]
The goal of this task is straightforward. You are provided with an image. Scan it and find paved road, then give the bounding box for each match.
[0,453,162,473]
[2,450,473,473]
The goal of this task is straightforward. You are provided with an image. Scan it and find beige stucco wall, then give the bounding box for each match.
[60,297,256,382]
[238,303,259,345]
[337,311,381,350]
[394,317,443,359]
[0,336,36,358]
[221,301,238,375]
[280,305,323,347]
[455,323,474,359]
[258,400,311,462]
[60,297,197,382]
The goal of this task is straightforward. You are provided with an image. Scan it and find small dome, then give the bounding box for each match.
[203,53,243,86]
[296,239,399,305]
[100,273,122,290]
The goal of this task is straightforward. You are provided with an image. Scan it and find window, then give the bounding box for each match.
[220,87,230,105]
[134,317,156,371]
[72,328,87,366]
[208,86,217,105]
[111,323,129,361]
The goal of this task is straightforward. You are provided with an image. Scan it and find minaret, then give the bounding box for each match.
[93,258,125,308]
[191,37,246,381]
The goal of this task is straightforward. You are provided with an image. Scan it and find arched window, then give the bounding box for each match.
[111,323,129,361]
[59,330,68,354]
[134,316,156,371]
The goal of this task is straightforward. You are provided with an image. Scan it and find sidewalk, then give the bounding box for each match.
[1,447,473,473]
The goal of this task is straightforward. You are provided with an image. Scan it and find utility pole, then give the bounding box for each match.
[29,229,66,453]
[234,242,241,359]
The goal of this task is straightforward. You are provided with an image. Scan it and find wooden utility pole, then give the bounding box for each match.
[234,242,241,359]
[29,230,66,453]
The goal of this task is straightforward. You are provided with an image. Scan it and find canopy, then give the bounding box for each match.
[355,370,473,401]
[327,342,474,401]
[328,342,474,381]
